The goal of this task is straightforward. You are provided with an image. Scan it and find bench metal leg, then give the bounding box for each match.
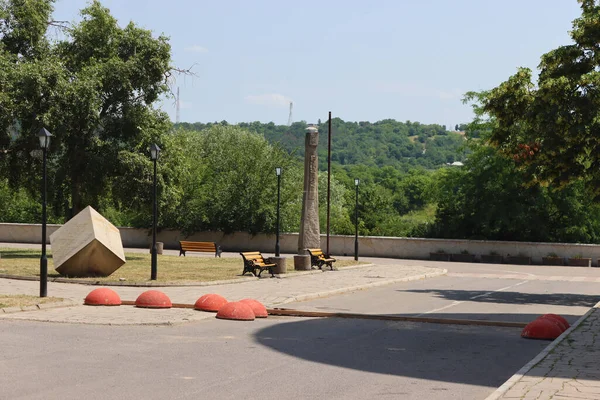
[179,250,185,257]
[215,246,222,258]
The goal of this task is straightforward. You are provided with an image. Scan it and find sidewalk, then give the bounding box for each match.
[0,259,445,325]
[487,301,600,400]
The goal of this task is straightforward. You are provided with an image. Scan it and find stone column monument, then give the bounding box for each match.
[295,124,321,270]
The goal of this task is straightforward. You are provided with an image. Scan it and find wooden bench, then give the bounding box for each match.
[240,251,276,277]
[307,248,337,270]
[179,241,222,257]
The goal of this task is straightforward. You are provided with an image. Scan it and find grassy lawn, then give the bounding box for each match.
[0,294,63,308]
[0,248,363,284]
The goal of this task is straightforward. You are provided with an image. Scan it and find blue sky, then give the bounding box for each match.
[52,0,582,127]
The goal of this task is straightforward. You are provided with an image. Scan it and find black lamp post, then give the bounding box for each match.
[150,143,160,281]
[354,178,359,261]
[38,128,52,297]
[275,167,282,257]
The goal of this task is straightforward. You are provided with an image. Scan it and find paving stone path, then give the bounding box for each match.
[490,304,600,400]
[0,263,444,325]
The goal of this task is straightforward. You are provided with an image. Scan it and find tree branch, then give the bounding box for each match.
[48,20,70,29]
[164,63,199,97]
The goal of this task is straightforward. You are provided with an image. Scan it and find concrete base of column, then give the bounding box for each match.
[149,242,164,255]
[294,255,311,271]
[271,256,287,274]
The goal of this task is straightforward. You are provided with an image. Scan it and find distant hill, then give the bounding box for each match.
[174,118,468,170]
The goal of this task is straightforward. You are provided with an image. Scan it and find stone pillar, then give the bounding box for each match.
[298,124,320,255]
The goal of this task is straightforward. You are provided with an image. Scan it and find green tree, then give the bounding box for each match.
[318,172,353,235]
[430,142,600,243]
[163,126,299,234]
[1,0,175,220]
[481,1,600,191]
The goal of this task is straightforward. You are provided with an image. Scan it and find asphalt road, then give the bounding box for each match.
[2,261,600,400]
[282,275,600,324]
[0,317,546,400]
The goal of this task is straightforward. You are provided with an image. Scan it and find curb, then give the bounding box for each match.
[0,263,373,287]
[1,299,77,314]
[275,263,375,278]
[484,300,600,400]
[277,268,447,305]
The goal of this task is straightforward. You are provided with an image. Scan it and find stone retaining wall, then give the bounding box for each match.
[2,223,600,265]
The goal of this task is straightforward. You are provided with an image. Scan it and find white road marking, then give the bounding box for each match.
[414,280,528,317]
[492,268,537,277]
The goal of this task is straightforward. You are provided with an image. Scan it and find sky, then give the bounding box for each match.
[51,0,583,128]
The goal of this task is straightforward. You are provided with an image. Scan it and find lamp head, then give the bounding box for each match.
[38,128,52,149]
[150,143,161,160]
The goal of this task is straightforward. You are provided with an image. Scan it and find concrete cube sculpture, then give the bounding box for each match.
[50,206,126,277]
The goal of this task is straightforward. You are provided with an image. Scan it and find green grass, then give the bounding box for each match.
[0,248,363,284]
[0,294,63,308]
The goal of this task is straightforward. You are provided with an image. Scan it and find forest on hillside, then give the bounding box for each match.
[175,119,469,170]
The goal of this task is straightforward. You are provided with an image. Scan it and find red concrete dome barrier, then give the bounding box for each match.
[521,317,564,340]
[538,314,570,331]
[216,301,255,321]
[239,298,268,318]
[194,294,228,312]
[135,290,172,309]
[84,287,121,306]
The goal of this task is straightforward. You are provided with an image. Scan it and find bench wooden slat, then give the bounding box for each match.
[240,251,275,277]
[306,248,337,271]
[179,241,222,257]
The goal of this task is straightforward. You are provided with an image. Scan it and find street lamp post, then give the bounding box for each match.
[275,167,282,257]
[150,144,161,281]
[38,128,52,297]
[354,178,359,261]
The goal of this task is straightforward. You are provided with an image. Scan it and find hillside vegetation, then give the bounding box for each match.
[175,119,468,170]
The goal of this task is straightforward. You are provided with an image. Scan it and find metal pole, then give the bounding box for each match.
[151,157,158,280]
[354,183,359,261]
[40,146,48,297]
[275,172,281,257]
[326,111,332,256]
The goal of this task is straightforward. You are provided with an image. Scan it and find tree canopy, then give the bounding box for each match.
[0,0,174,219]
[176,118,468,170]
[482,0,600,191]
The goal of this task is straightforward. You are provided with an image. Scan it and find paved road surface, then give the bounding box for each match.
[283,276,600,324]
[2,247,600,399]
[1,317,546,400]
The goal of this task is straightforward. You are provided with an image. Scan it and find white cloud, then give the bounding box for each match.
[245,93,292,108]
[184,45,208,53]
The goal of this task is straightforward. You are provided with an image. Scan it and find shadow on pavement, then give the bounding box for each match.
[254,314,554,387]
[400,289,600,308]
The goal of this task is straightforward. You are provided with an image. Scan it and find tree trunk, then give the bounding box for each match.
[71,179,83,219]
